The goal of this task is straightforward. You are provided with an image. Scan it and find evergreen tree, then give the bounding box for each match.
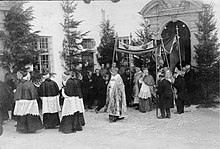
[60,0,88,71]
[134,18,154,69]
[97,18,116,65]
[0,2,40,73]
[135,19,152,44]
[194,4,220,102]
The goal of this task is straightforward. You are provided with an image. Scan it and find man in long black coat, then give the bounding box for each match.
[82,71,93,109]
[38,73,61,128]
[0,81,13,135]
[173,71,187,114]
[89,69,102,109]
[95,74,109,112]
[157,72,174,119]
[121,68,132,107]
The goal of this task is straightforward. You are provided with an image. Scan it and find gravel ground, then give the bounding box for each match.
[0,106,219,149]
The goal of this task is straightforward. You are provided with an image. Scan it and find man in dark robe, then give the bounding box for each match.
[0,81,13,136]
[82,71,93,109]
[89,69,102,109]
[173,70,187,114]
[38,72,61,129]
[95,74,109,113]
[59,71,85,134]
[184,64,194,106]
[157,72,174,119]
[121,68,132,107]
[14,72,43,133]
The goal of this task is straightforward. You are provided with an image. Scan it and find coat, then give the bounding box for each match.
[64,78,82,98]
[173,75,188,101]
[157,79,174,109]
[38,78,59,97]
[0,81,13,111]
[14,79,38,101]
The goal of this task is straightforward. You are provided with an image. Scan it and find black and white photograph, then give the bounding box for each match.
[0,0,219,148]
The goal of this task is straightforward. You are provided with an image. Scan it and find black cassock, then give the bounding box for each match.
[39,78,60,128]
[59,78,85,133]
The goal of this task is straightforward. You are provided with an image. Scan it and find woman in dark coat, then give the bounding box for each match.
[157,72,174,119]
[59,71,85,133]
[13,72,43,133]
[38,72,61,129]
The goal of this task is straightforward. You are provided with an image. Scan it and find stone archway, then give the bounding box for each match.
[161,20,191,66]
[139,0,205,66]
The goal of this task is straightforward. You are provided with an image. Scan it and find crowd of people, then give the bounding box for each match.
[0,61,193,135]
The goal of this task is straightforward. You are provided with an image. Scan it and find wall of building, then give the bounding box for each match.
[25,2,65,88]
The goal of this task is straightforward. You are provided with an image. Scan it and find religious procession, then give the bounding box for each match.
[0,54,193,135]
[0,0,219,148]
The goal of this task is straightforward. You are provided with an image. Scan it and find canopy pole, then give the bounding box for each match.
[112,34,118,65]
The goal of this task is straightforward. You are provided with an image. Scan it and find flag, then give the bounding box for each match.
[170,43,180,72]
[162,35,177,54]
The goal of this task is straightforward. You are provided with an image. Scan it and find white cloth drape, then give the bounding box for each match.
[61,89,85,117]
[14,100,40,116]
[41,95,61,114]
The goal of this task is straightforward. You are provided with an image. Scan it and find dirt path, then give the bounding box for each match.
[0,106,219,149]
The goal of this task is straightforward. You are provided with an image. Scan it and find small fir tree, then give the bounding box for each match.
[60,0,88,71]
[97,18,116,65]
[134,18,154,70]
[0,1,40,73]
[194,4,220,103]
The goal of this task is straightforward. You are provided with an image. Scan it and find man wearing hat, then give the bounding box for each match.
[157,71,174,119]
[38,72,61,129]
[173,69,187,114]
[106,67,127,123]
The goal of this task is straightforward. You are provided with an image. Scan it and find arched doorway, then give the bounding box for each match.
[161,20,191,68]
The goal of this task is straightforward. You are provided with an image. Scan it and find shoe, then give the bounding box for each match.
[117,117,124,120]
[166,115,171,119]
[109,119,117,123]
[157,116,165,119]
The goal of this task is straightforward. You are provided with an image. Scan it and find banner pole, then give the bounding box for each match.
[176,25,182,70]
[112,34,118,65]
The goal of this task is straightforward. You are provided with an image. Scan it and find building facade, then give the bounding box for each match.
[139,0,205,66]
[0,1,11,82]
[0,2,99,87]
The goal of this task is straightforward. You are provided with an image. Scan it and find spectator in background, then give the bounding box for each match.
[100,64,107,77]
[132,66,143,109]
[89,69,102,109]
[0,80,14,135]
[173,70,187,114]
[82,71,93,109]
[157,71,174,119]
[121,68,132,107]
[95,74,109,113]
